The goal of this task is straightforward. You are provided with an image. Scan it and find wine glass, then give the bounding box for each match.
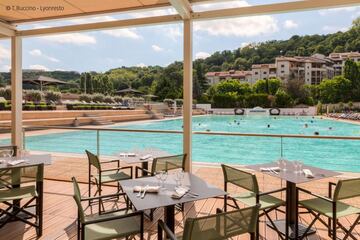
[292,161,299,174]
[155,172,162,187]
[298,161,304,174]
[160,171,168,188]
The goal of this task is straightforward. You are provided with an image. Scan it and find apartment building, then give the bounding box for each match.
[205,52,359,86]
[328,52,360,76]
[205,70,252,85]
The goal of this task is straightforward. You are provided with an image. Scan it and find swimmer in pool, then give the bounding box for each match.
[304,124,308,128]
[267,124,270,128]
[314,131,319,135]
[329,127,332,130]
[206,129,211,132]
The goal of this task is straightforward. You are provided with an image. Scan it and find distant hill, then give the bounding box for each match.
[0,70,80,83]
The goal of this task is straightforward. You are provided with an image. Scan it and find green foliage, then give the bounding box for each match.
[318,76,352,103]
[245,94,271,108]
[212,93,240,108]
[113,96,123,103]
[92,94,105,103]
[275,89,293,107]
[0,87,11,100]
[103,96,114,103]
[44,91,61,103]
[253,78,281,95]
[25,90,43,102]
[217,79,252,95]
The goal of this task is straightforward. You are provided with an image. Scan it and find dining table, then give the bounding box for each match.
[120,172,226,233]
[246,160,341,239]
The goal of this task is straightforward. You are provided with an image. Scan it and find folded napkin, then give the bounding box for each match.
[140,154,153,160]
[260,167,280,172]
[303,169,314,178]
[119,152,136,157]
[171,187,189,199]
[133,185,160,193]
[7,159,28,166]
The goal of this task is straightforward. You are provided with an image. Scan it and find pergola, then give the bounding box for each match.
[1,0,359,172]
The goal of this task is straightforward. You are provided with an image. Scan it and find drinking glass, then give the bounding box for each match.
[298,161,304,173]
[155,172,162,186]
[292,161,299,173]
[160,171,168,188]
[277,159,287,172]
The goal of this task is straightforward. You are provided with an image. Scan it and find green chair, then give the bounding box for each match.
[0,163,44,237]
[298,178,360,240]
[221,164,286,240]
[135,154,186,178]
[158,204,260,240]
[72,177,144,240]
[86,150,132,211]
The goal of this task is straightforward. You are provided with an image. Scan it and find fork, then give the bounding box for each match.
[136,187,143,198]
[141,185,148,199]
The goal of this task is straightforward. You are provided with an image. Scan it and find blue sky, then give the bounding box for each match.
[0,0,359,73]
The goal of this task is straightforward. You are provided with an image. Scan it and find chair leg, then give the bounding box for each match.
[328,216,332,237]
[250,232,256,240]
[158,223,163,240]
[81,223,85,240]
[256,215,260,240]
[332,219,337,240]
[98,181,102,213]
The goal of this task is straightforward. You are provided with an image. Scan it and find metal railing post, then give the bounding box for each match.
[280,136,283,158]
[22,128,25,150]
[97,130,100,157]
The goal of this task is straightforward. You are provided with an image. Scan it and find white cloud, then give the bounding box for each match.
[28,64,49,71]
[102,28,142,39]
[240,42,250,48]
[319,7,358,16]
[322,25,349,33]
[0,65,10,72]
[29,49,59,62]
[129,8,176,18]
[195,52,211,59]
[40,33,96,45]
[194,15,278,37]
[284,20,298,29]
[193,0,249,11]
[0,44,10,63]
[136,63,147,68]
[152,45,164,52]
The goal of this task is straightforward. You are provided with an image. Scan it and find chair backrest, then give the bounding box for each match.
[151,154,186,174]
[85,150,101,170]
[72,177,85,223]
[333,178,360,201]
[0,164,44,189]
[182,205,260,240]
[221,164,259,194]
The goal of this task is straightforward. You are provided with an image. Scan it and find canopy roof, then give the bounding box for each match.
[23,75,69,86]
[116,87,143,95]
[0,0,208,24]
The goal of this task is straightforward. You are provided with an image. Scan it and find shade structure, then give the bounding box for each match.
[116,87,143,96]
[23,75,72,91]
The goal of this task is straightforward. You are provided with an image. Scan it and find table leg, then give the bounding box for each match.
[142,162,148,177]
[164,205,175,236]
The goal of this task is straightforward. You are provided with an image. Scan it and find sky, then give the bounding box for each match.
[0,0,359,73]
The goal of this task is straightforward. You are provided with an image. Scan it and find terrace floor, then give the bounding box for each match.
[1,155,360,240]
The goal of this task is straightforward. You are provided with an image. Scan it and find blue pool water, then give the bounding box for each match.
[13,116,360,172]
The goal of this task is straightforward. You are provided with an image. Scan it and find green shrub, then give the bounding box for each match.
[25,90,43,102]
[79,94,92,103]
[92,94,105,103]
[113,96,123,103]
[0,87,11,100]
[212,93,238,108]
[245,94,271,108]
[275,89,293,108]
[45,91,61,104]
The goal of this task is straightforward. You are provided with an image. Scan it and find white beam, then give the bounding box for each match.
[192,0,360,20]
[11,36,23,152]
[17,15,182,37]
[183,19,193,172]
[169,0,192,19]
[0,22,15,37]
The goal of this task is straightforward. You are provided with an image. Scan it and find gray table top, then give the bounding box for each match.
[0,154,52,170]
[120,172,226,211]
[246,160,341,184]
[115,149,170,164]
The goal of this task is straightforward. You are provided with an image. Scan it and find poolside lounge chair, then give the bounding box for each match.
[221,164,286,240]
[72,177,144,240]
[158,204,260,240]
[85,150,132,212]
[297,178,360,240]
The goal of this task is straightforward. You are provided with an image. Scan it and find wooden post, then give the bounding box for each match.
[183,19,193,172]
[11,36,23,151]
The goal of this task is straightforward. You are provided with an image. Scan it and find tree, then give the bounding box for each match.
[216,79,252,96]
[275,89,293,107]
[253,78,281,95]
[318,76,352,103]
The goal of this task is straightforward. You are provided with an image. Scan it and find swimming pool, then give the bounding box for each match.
[16,116,360,172]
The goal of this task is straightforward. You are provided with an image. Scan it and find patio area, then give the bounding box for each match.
[1,156,359,240]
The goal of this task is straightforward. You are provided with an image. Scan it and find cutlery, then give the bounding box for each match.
[136,188,142,198]
[141,185,148,199]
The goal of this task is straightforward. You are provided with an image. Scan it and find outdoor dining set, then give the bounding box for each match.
[0,145,360,240]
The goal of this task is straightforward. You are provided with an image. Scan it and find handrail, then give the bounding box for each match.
[23,125,360,141]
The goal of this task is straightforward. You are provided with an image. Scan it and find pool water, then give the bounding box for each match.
[15,116,360,172]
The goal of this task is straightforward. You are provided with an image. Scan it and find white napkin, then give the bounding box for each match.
[303,169,314,178]
[260,167,280,172]
[119,152,136,157]
[133,185,160,193]
[140,154,153,160]
[7,159,28,166]
[171,187,189,199]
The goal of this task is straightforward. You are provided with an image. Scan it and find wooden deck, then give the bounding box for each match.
[1,155,360,240]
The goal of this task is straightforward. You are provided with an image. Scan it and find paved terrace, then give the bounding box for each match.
[1,155,360,240]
